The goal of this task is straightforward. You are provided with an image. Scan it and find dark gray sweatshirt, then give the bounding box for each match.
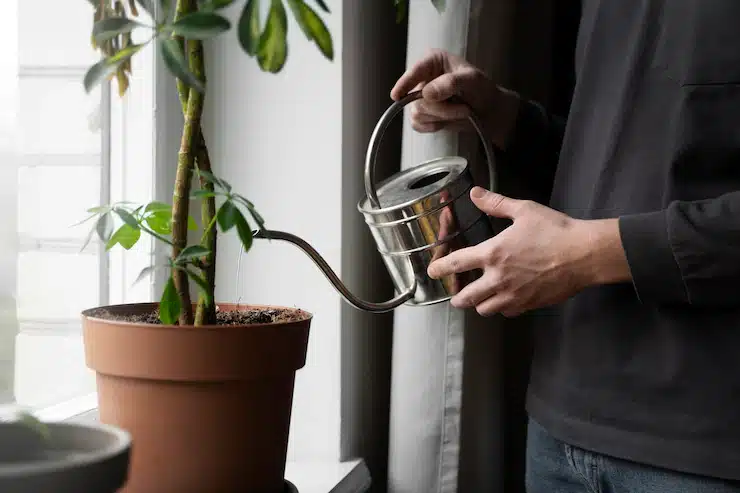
[507,0,740,481]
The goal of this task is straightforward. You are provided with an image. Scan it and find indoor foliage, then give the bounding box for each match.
[78,0,443,326]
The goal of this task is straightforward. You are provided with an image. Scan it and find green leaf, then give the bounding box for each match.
[114,208,140,228]
[394,0,407,23]
[87,205,110,214]
[136,0,156,18]
[95,213,113,242]
[81,224,97,252]
[158,0,173,20]
[107,224,142,250]
[93,17,143,43]
[313,0,329,13]
[431,0,445,13]
[197,0,238,12]
[188,215,198,230]
[16,412,51,444]
[171,11,231,39]
[286,0,333,61]
[197,170,232,192]
[145,215,170,234]
[180,266,212,302]
[175,245,210,263]
[233,194,266,230]
[133,265,158,285]
[71,213,98,227]
[191,189,219,199]
[83,44,143,93]
[143,201,172,234]
[237,0,261,57]
[159,276,181,325]
[144,201,170,213]
[159,38,204,92]
[234,208,254,252]
[257,0,289,73]
[217,200,239,231]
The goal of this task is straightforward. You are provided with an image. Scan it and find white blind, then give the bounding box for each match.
[5,0,109,408]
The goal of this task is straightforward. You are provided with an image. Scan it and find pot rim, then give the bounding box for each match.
[0,422,130,477]
[81,302,314,330]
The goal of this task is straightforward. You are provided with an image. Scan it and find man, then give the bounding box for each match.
[391,1,740,492]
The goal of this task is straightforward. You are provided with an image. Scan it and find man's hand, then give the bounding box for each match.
[391,50,520,149]
[428,187,632,317]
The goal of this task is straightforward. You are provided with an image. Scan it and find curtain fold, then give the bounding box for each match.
[387,3,474,492]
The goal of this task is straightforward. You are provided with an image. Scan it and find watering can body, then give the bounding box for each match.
[255,90,497,313]
[358,156,493,306]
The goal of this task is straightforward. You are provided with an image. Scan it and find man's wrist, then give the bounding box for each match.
[575,218,633,287]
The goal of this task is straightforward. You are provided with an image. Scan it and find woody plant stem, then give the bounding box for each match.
[171,0,216,325]
[174,0,218,326]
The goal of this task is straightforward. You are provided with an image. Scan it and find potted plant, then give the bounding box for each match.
[76,0,442,491]
[0,408,131,492]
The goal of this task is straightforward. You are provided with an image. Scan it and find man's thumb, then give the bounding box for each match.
[470,187,520,218]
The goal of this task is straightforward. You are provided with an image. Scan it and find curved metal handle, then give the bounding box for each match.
[254,230,416,313]
[364,90,497,208]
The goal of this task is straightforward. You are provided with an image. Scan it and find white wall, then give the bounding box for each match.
[203,3,344,461]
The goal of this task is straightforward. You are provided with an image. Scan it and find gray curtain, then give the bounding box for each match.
[386,1,562,492]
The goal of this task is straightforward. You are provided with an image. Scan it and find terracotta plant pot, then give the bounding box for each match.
[82,302,312,493]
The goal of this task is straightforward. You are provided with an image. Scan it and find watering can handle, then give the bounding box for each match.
[364,90,497,209]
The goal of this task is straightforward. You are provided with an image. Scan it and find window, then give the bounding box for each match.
[4,0,155,411]
[4,0,104,409]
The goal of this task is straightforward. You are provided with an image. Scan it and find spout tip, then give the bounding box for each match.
[253,229,271,241]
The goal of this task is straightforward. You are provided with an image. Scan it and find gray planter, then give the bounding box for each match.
[0,421,131,493]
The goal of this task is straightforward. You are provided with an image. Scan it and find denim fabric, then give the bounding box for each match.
[525,419,740,493]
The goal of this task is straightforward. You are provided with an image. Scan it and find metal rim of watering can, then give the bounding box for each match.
[364,90,497,209]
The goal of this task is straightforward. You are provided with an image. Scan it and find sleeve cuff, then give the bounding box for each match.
[619,210,690,305]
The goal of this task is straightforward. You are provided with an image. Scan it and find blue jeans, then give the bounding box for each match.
[525,419,740,493]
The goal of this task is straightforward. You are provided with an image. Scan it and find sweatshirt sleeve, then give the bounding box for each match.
[619,191,740,306]
[500,98,567,203]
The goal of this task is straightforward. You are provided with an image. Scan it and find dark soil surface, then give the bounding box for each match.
[88,306,308,325]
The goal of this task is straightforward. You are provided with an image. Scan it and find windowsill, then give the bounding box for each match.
[37,394,371,493]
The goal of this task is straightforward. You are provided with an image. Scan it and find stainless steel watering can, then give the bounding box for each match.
[254,90,497,313]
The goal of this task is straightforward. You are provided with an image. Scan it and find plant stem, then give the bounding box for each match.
[170,0,203,326]
[174,24,218,327]
[194,145,217,325]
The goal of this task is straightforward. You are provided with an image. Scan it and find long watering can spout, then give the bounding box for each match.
[253,229,416,313]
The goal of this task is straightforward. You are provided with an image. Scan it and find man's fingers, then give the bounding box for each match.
[411,115,470,131]
[422,67,482,102]
[474,294,521,318]
[470,187,528,219]
[427,246,484,279]
[411,121,445,133]
[450,274,496,309]
[421,72,459,102]
[416,100,471,120]
[391,52,445,100]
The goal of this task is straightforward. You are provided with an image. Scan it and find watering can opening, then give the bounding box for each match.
[254,90,498,313]
[408,170,450,190]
